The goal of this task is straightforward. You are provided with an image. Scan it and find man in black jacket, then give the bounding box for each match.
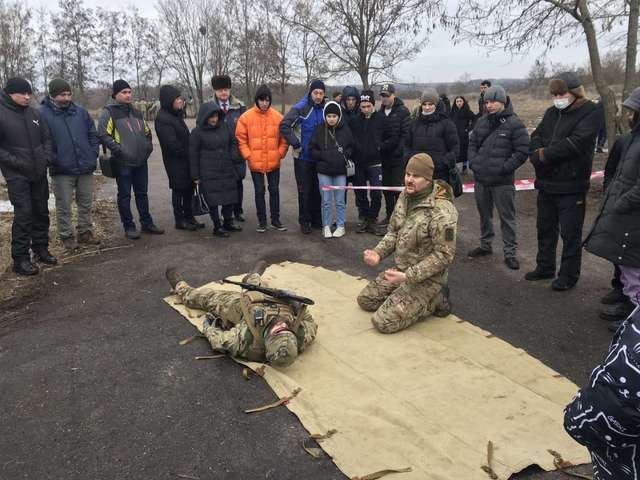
[526,72,599,291]
[377,82,409,234]
[467,85,530,270]
[477,80,491,118]
[351,90,389,233]
[0,77,57,275]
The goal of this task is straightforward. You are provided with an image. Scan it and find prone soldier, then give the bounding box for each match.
[166,261,317,367]
[357,153,459,333]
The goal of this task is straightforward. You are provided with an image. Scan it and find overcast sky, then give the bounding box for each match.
[74,0,592,83]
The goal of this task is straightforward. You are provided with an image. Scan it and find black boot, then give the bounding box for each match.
[601,288,627,305]
[13,258,39,276]
[599,299,635,321]
[213,221,230,238]
[175,219,197,231]
[165,267,184,289]
[223,220,242,232]
[33,248,57,265]
[187,217,205,229]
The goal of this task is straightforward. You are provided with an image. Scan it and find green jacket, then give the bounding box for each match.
[374,180,458,285]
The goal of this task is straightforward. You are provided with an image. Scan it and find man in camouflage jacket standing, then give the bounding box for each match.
[357,153,458,334]
[166,261,317,367]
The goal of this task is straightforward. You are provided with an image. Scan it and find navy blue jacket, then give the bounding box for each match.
[39,97,99,176]
[280,95,326,162]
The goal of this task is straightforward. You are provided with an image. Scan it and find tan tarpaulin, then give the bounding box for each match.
[164,262,590,480]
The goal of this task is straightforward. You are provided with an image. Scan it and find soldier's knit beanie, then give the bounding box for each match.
[48,78,71,97]
[549,72,585,99]
[4,77,32,95]
[112,79,131,98]
[309,79,326,93]
[406,153,434,180]
[484,85,507,104]
[420,87,439,105]
[211,74,232,90]
[623,87,640,112]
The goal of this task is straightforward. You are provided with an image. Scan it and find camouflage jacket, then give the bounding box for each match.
[374,180,458,285]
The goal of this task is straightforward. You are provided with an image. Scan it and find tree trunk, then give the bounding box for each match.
[579,0,617,148]
[618,0,640,135]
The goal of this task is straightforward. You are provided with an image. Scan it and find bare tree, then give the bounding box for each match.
[157,0,210,105]
[263,0,295,113]
[290,1,330,86]
[450,0,628,147]
[53,0,95,93]
[0,0,35,87]
[127,7,151,97]
[35,6,51,91]
[207,0,237,78]
[96,8,128,86]
[527,58,548,87]
[288,0,444,88]
[145,20,171,92]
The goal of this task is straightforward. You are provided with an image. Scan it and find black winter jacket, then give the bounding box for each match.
[530,98,599,194]
[585,126,640,267]
[350,112,391,167]
[450,105,475,164]
[189,102,238,206]
[0,91,52,181]
[404,111,459,181]
[379,97,410,167]
[310,121,354,176]
[156,87,191,191]
[468,101,530,186]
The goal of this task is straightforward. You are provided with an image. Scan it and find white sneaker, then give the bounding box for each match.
[333,226,346,238]
[323,226,332,238]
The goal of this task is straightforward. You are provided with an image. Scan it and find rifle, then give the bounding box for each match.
[222,279,315,305]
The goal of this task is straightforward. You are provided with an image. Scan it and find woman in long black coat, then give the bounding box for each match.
[450,96,476,173]
[155,85,201,230]
[189,102,241,238]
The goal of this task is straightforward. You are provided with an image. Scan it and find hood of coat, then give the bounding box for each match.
[197,101,226,128]
[41,95,78,115]
[159,85,182,113]
[323,101,343,126]
[418,100,448,123]
[254,84,272,109]
[340,86,360,112]
[0,89,28,112]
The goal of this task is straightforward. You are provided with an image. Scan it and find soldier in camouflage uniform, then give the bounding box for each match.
[166,262,318,367]
[357,153,459,334]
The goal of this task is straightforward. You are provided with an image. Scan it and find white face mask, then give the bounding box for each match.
[554,98,571,110]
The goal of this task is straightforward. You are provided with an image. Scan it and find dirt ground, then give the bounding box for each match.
[0,98,614,480]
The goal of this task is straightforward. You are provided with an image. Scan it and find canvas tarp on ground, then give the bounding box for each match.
[164,261,590,480]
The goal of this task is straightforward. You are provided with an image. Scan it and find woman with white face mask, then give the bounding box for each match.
[527,71,600,292]
[404,87,459,185]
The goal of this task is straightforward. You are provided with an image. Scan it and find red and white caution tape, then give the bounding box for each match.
[322,170,605,193]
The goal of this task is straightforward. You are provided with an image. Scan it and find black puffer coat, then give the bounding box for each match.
[379,97,410,167]
[404,109,459,182]
[468,100,530,186]
[155,86,191,190]
[585,126,640,267]
[0,90,51,181]
[189,102,238,206]
[350,111,391,167]
[310,120,354,176]
[450,99,475,164]
[530,98,599,194]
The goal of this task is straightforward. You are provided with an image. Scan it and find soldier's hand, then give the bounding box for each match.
[384,269,406,284]
[363,249,380,267]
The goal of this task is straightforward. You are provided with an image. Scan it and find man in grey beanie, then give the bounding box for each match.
[467,85,530,270]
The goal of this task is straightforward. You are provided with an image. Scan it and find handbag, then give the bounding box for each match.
[448,166,463,197]
[330,130,356,177]
[191,185,210,216]
[98,154,117,178]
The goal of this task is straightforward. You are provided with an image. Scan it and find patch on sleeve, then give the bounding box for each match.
[445,227,455,242]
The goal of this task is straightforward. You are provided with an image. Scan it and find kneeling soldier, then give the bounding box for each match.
[166,262,317,367]
[357,153,459,333]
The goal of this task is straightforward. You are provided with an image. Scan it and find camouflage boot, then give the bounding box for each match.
[432,286,452,318]
[165,267,185,289]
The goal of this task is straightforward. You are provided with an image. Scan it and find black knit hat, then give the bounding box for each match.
[48,78,72,97]
[112,79,131,98]
[5,77,32,95]
[309,79,325,93]
[360,90,375,106]
[323,101,341,120]
[254,84,272,107]
[211,75,232,90]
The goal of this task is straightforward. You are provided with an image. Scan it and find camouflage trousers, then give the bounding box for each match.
[357,272,444,334]
[175,282,252,358]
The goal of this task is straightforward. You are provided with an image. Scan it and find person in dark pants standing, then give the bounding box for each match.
[450,96,476,173]
[155,85,201,231]
[211,75,246,224]
[0,77,57,275]
[477,80,491,118]
[280,79,326,234]
[98,79,164,239]
[526,72,599,291]
[376,82,409,235]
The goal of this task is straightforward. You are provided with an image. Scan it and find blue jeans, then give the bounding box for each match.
[115,164,153,230]
[251,169,280,225]
[317,173,346,227]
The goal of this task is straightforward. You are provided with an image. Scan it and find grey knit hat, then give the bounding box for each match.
[623,87,640,112]
[420,87,439,105]
[484,85,507,104]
